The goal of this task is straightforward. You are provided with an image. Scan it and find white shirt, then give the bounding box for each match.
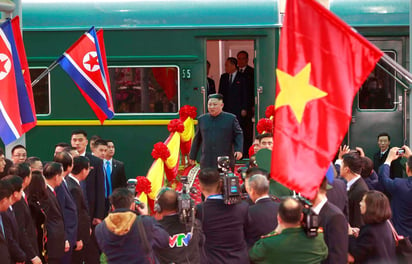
[255,195,270,203]
[46,184,54,193]
[346,175,361,191]
[312,196,328,215]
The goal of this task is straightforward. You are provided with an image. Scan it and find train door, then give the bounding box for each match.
[348,38,408,157]
[206,39,256,157]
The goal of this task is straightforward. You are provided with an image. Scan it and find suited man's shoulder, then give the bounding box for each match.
[112,159,124,167]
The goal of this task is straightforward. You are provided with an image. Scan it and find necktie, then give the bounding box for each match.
[240,69,244,73]
[229,74,232,85]
[105,161,112,197]
[0,215,4,239]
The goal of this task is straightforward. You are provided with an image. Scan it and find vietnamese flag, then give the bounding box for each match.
[271,0,383,199]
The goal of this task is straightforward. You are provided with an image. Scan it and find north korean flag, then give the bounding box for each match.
[0,19,27,145]
[58,27,114,124]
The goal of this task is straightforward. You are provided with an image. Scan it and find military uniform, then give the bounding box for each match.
[249,227,328,264]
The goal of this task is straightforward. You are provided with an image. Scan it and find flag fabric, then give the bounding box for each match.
[11,17,37,133]
[271,0,383,199]
[0,17,36,145]
[58,27,114,124]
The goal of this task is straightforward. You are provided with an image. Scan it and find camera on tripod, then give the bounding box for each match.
[178,176,195,224]
[217,156,242,205]
[296,196,319,238]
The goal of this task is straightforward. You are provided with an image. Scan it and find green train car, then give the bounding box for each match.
[3,0,410,178]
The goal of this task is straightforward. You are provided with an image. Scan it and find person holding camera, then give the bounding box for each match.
[196,168,250,264]
[249,197,328,264]
[189,93,243,170]
[95,188,169,264]
[154,188,202,264]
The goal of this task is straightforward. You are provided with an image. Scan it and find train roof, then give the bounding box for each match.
[21,0,409,31]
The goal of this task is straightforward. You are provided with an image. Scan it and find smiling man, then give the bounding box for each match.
[189,93,243,169]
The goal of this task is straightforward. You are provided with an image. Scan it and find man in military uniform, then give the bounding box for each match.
[249,197,328,263]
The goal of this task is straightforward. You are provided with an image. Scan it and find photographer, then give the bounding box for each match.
[95,188,169,264]
[154,188,202,264]
[196,168,250,264]
[249,197,328,264]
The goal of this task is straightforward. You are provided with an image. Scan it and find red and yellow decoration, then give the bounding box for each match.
[138,105,197,210]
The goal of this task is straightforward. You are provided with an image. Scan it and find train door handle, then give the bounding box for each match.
[201,86,206,114]
[394,95,402,111]
[257,86,263,120]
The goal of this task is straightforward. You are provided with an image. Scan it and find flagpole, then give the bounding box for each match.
[381,53,412,86]
[31,60,59,87]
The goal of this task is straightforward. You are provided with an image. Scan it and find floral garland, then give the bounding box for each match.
[167,119,185,133]
[135,176,152,195]
[179,105,197,121]
[257,118,274,134]
[151,142,171,160]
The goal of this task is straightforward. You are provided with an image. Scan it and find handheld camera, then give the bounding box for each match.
[296,196,319,238]
[217,156,242,205]
[126,179,144,211]
[178,176,195,224]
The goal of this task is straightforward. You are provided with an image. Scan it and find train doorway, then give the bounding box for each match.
[206,39,256,157]
[348,38,408,158]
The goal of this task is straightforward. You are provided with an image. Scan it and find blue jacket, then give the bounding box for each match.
[378,164,412,238]
[95,209,169,264]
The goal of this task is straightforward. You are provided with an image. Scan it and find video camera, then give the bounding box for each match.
[296,196,319,238]
[178,176,195,224]
[217,156,242,205]
[126,179,144,211]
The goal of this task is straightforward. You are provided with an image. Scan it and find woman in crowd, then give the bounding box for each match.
[348,190,396,263]
[26,170,48,263]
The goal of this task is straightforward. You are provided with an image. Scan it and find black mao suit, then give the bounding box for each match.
[189,112,243,169]
[218,72,247,121]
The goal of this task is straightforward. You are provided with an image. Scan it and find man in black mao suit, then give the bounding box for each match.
[71,130,105,264]
[340,153,369,228]
[313,178,348,264]
[218,57,248,122]
[245,174,279,248]
[326,178,349,219]
[189,94,243,169]
[196,168,250,264]
[43,162,66,264]
[105,140,127,190]
[67,156,92,264]
[0,180,13,264]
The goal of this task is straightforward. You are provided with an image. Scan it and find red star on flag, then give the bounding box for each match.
[85,54,99,70]
[0,58,8,73]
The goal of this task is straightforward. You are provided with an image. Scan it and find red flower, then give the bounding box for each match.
[151,142,171,160]
[135,176,152,194]
[257,118,274,134]
[265,105,275,118]
[179,105,197,121]
[168,119,185,133]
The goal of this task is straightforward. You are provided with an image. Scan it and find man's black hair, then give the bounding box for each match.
[72,156,90,175]
[109,188,134,209]
[2,175,23,193]
[157,189,178,212]
[43,162,63,180]
[208,93,223,101]
[55,142,70,149]
[227,57,238,68]
[0,180,12,200]
[71,129,88,138]
[237,50,248,58]
[8,162,31,179]
[377,132,390,141]
[342,153,363,174]
[278,197,303,224]
[198,168,220,186]
[53,151,73,172]
[11,144,26,154]
[94,139,108,147]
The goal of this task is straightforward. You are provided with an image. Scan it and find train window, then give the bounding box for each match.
[358,51,396,110]
[30,68,50,115]
[108,66,179,114]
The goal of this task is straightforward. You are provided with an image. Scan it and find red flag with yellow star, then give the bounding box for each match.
[271,0,383,199]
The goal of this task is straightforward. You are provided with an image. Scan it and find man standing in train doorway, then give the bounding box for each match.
[189,94,243,170]
[237,50,255,157]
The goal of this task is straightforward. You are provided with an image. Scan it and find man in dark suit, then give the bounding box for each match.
[71,129,105,264]
[43,162,66,264]
[206,60,216,97]
[0,179,13,264]
[196,168,250,264]
[313,178,348,264]
[1,175,26,263]
[9,163,41,264]
[373,132,404,179]
[189,94,243,169]
[67,156,92,264]
[54,151,78,264]
[218,57,248,122]
[245,174,279,248]
[105,139,127,190]
[237,51,254,157]
[326,178,349,219]
[340,153,369,228]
